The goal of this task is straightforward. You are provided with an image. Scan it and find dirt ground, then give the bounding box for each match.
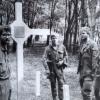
[9,48,82,100]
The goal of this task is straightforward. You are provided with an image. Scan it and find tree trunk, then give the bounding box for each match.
[28,1,31,27]
[81,0,88,27]
[64,0,67,46]
[69,31,72,52]
[73,0,78,54]
[50,0,58,35]
[6,4,10,24]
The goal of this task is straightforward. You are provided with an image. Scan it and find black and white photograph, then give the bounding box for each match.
[0,0,100,100]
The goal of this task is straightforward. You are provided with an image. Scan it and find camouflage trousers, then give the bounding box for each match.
[0,79,11,100]
[49,69,64,100]
[80,76,93,100]
[94,76,100,100]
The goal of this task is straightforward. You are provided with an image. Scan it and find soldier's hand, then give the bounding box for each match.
[45,70,50,77]
[58,60,64,66]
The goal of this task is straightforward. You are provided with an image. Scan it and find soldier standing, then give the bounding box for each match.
[0,26,12,100]
[94,51,100,100]
[77,27,99,100]
[42,35,68,100]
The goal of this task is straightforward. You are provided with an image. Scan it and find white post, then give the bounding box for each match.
[17,41,24,82]
[63,84,70,100]
[36,71,41,97]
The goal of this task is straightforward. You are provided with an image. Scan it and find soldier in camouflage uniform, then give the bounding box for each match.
[0,26,12,100]
[94,51,100,100]
[42,35,68,100]
[77,27,99,100]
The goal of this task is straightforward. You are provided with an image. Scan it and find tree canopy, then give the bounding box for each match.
[0,0,99,53]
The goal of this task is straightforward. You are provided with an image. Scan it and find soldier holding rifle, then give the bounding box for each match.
[94,51,100,100]
[42,35,68,100]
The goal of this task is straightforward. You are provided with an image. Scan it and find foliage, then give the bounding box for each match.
[0,0,98,54]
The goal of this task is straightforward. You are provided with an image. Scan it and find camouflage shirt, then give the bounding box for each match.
[42,44,68,70]
[0,46,10,79]
[77,39,99,79]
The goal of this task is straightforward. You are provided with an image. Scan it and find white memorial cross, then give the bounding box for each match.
[10,0,32,82]
[10,1,41,99]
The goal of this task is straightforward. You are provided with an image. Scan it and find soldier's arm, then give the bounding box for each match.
[91,42,99,70]
[42,47,49,71]
[63,46,68,67]
[64,46,68,60]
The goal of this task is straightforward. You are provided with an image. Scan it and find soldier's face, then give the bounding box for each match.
[51,38,58,46]
[1,32,11,44]
[80,31,89,42]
